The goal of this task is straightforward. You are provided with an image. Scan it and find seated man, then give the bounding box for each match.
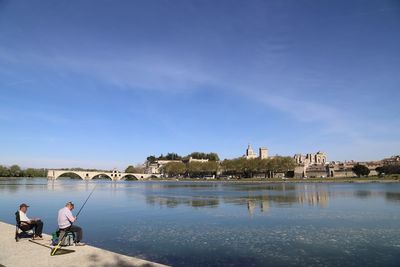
[18,203,44,239]
[57,201,85,246]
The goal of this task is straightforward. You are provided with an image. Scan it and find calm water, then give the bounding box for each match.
[1,178,400,267]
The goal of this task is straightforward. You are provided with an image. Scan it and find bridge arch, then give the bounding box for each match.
[55,171,85,180]
[120,174,139,180]
[92,173,113,180]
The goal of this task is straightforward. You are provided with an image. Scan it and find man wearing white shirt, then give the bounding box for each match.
[18,203,44,239]
[57,202,85,246]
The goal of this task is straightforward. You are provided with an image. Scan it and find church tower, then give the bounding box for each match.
[245,144,257,159]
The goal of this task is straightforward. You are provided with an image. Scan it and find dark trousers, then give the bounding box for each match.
[21,220,43,236]
[62,225,83,242]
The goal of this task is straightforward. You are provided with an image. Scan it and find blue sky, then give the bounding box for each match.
[1,0,399,169]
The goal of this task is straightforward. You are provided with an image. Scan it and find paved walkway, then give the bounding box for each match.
[0,221,168,267]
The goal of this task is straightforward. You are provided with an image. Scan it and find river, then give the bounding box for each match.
[1,178,399,266]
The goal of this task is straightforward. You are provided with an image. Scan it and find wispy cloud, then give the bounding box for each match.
[0,46,217,92]
[1,44,398,161]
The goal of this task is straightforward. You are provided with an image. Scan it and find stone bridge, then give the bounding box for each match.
[47,169,157,181]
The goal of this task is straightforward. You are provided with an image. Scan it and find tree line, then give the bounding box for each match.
[147,152,220,163]
[187,152,220,161]
[161,156,296,178]
[0,165,47,177]
[125,165,145,173]
[147,153,182,163]
[376,165,400,176]
[351,164,400,178]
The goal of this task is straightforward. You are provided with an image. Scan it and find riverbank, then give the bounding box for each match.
[151,176,400,183]
[0,221,168,267]
[1,176,399,184]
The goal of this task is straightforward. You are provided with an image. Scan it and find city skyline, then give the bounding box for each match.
[1,0,399,169]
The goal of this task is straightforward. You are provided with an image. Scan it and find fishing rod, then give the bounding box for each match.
[51,184,97,256]
[76,184,97,218]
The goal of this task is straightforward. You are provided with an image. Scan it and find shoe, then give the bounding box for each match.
[33,235,43,240]
[75,242,86,246]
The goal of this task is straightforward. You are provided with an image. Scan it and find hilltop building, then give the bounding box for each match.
[145,159,182,174]
[245,144,257,159]
[294,151,327,166]
[294,151,328,178]
[244,144,269,160]
[382,155,400,165]
[259,147,269,159]
[184,157,209,163]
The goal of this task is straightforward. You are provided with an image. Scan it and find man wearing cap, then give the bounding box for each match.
[19,203,44,239]
[57,202,85,246]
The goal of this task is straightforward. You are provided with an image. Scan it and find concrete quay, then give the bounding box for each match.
[0,221,168,267]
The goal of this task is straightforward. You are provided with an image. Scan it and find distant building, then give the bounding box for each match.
[382,155,400,165]
[294,151,327,166]
[245,144,257,159]
[244,144,269,160]
[304,164,328,178]
[326,162,355,178]
[259,147,269,159]
[145,159,181,174]
[327,160,382,178]
[294,151,328,178]
[184,157,209,163]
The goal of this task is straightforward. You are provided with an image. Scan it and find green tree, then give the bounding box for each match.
[202,161,219,175]
[188,152,220,161]
[220,159,236,176]
[162,162,186,177]
[146,156,156,163]
[187,161,203,177]
[376,165,400,176]
[24,168,36,177]
[352,164,370,177]
[219,156,295,179]
[9,165,22,177]
[258,159,272,178]
[187,161,220,177]
[125,165,137,173]
[125,165,145,173]
[0,166,46,177]
[0,165,10,177]
[156,153,182,160]
[242,158,259,178]
[207,153,220,161]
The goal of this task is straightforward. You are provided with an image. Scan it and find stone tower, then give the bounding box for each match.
[259,147,269,159]
[245,144,257,159]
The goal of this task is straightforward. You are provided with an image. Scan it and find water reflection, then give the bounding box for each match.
[352,189,400,203]
[142,182,332,215]
[355,190,373,198]
[146,196,219,208]
[385,192,400,202]
[298,190,329,208]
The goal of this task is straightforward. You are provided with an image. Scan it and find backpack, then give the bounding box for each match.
[51,230,74,246]
[51,231,59,246]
